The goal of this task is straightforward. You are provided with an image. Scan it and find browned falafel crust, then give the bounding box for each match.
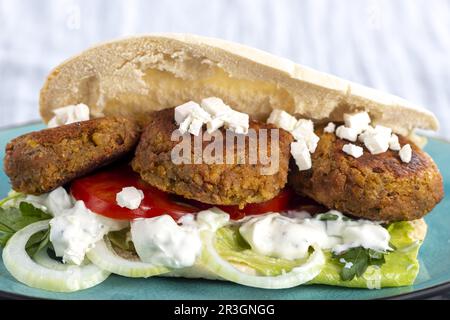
[289,128,444,221]
[4,117,141,195]
[132,108,293,207]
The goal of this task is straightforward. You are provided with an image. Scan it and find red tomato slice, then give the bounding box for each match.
[71,164,200,220]
[216,188,327,218]
[71,164,325,221]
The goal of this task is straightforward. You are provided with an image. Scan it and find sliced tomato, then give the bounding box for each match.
[71,164,326,221]
[71,164,200,220]
[216,188,327,218]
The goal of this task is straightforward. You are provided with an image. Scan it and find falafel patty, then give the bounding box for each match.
[132,108,293,207]
[4,117,141,195]
[289,127,444,221]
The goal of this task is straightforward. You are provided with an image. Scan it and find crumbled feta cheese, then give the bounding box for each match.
[336,125,359,142]
[188,117,205,136]
[175,98,248,135]
[305,133,320,153]
[342,143,364,158]
[47,104,90,128]
[399,144,412,163]
[389,134,401,151]
[116,187,145,210]
[206,117,225,133]
[357,124,392,155]
[267,110,320,171]
[374,125,392,139]
[178,115,193,133]
[344,112,371,133]
[203,97,249,134]
[200,97,231,117]
[358,126,376,142]
[294,119,314,133]
[291,140,312,171]
[174,101,201,124]
[291,119,319,153]
[175,101,211,136]
[222,110,250,134]
[267,109,298,132]
[324,122,336,133]
[363,133,390,155]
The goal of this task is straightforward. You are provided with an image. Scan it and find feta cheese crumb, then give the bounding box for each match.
[174,101,201,125]
[176,98,249,135]
[374,125,392,138]
[116,187,145,210]
[206,117,225,133]
[47,104,90,128]
[267,109,298,132]
[389,134,401,151]
[363,133,390,155]
[222,110,250,134]
[175,101,212,136]
[324,122,336,133]
[344,112,371,133]
[290,140,312,171]
[200,97,231,117]
[291,119,320,153]
[358,126,376,142]
[399,144,412,163]
[336,125,359,142]
[267,110,320,170]
[342,143,364,158]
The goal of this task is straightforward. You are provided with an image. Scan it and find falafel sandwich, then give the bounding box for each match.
[0,34,443,292]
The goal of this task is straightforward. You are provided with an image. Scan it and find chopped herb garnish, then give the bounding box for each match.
[318,213,339,221]
[333,247,388,281]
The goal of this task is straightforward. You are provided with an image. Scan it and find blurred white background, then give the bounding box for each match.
[0,0,449,137]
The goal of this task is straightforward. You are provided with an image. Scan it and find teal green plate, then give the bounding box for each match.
[0,123,449,300]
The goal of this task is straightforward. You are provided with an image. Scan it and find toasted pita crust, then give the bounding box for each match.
[40,34,438,136]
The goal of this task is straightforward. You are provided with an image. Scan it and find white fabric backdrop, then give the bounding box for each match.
[0,0,449,137]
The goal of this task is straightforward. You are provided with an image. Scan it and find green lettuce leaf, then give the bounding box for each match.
[214,225,308,276]
[0,196,52,255]
[108,228,135,252]
[310,221,421,288]
[215,221,422,288]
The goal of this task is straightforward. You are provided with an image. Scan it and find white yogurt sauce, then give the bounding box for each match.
[131,208,229,268]
[24,187,128,265]
[239,211,391,260]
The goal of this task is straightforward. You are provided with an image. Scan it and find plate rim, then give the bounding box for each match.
[0,123,449,300]
[1,280,450,300]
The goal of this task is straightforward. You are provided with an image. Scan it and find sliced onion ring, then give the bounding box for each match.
[2,220,110,292]
[87,238,171,278]
[200,230,325,289]
[33,246,89,271]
